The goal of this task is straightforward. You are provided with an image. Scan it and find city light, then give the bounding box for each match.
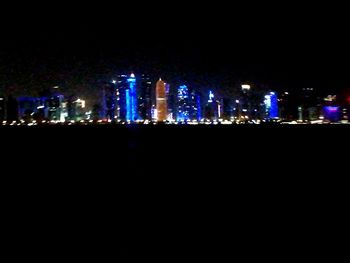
[1,72,350,126]
[241,84,251,91]
[208,90,214,103]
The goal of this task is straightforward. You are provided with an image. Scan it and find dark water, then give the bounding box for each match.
[1,125,348,260]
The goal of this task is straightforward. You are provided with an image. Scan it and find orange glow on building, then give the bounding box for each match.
[156,79,167,121]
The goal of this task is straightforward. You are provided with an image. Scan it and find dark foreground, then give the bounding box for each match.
[1,123,349,165]
[1,125,348,260]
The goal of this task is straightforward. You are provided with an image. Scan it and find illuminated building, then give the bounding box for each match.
[217,98,223,119]
[190,91,202,121]
[127,73,138,121]
[208,90,214,103]
[47,95,64,121]
[241,84,251,92]
[166,83,177,121]
[73,99,86,121]
[204,90,217,120]
[138,74,152,120]
[17,94,65,122]
[177,85,191,122]
[117,73,138,121]
[238,83,264,120]
[264,92,279,119]
[156,79,167,121]
[323,106,341,122]
[102,81,117,121]
[117,75,128,121]
[18,97,39,120]
[240,84,252,119]
[299,87,320,121]
[0,96,5,121]
[279,91,298,121]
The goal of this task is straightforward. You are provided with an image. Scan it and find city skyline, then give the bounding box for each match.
[1,72,349,124]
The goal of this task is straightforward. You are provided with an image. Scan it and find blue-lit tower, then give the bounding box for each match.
[195,92,202,121]
[264,92,279,119]
[127,73,138,121]
[189,90,202,121]
[102,81,117,121]
[177,85,191,122]
[117,73,138,121]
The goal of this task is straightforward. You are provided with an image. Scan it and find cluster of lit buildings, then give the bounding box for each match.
[1,73,350,124]
[100,74,280,123]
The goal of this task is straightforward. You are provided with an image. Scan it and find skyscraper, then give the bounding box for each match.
[138,74,152,120]
[189,90,202,121]
[117,73,138,121]
[177,85,191,122]
[165,83,177,121]
[47,95,64,121]
[156,79,167,122]
[264,92,279,119]
[101,81,117,121]
[0,96,5,121]
[222,98,233,120]
[205,90,217,121]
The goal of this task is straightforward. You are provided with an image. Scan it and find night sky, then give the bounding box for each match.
[1,3,349,100]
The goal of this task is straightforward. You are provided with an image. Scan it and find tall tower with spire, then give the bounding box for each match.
[156,78,167,122]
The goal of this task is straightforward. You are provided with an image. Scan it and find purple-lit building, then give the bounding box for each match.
[323,106,341,122]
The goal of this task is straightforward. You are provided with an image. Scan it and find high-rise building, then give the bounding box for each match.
[239,83,265,120]
[17,95,64,122]
[177,85,191,122]
[17,97,38,120]
[264,92,279,119]
[0,96,5,121]
[117,73,138,121]
[240,84,252,119]
[166,83,177,121]
[222,98,233,120]
[127,73,138,121]
[204,90,217,121]
[279,91,298,121]
[47,95,64,121]
[102,81,117,121]
[156,79,167,122]
[66,97,86,121]
[138,74,152,120]
[189,90,202,121]
[299,88,320,121]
